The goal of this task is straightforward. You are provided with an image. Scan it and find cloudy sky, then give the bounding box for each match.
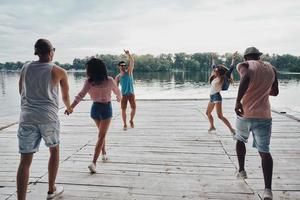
[0,0,299,63]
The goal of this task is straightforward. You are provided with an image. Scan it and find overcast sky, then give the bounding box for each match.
[0,0,299,63]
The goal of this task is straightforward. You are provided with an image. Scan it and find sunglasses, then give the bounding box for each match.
[51,48,56,52]
[120,64,126,67]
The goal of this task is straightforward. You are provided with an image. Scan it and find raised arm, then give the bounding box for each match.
[211,53,217,69]
[124,49,134,74]
[235,62,250,116]
[226,51,238,77]
[52,65,72,114]
[269,67,279,96]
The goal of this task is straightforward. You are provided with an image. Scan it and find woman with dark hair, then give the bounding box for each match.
[68,58,121,173]
[205,52,237,135]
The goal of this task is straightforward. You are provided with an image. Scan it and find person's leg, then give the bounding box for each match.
[205,102,215,131]
[252,119,273,190]
[122,108,127,129]
[93,120,106,155]
[236,140,246,172]
[48,145,59,193]
[17,123,41,200]
[92,118,111,164]
[102,140,106,155]
[259,151,273,189]
[17,153,34,200]
[129,94,136,128]
[235,117,250,178]
[121,96,128,129]
[215,102,235,133]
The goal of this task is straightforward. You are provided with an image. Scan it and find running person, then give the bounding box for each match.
[68,58,121,173]
[206,52,237,135]
[234,47,279,200]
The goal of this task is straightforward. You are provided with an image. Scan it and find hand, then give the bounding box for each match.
[124,49,130,55]
[235,101,244,117]
[64,107,73,115]
[211,53,217,59]
[232,51,238,61]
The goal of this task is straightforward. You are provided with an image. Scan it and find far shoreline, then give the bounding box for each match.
[1,69,300,75]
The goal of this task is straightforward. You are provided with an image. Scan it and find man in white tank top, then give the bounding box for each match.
[17,39,72,200]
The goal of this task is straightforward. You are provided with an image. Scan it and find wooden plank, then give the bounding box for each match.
[0,99,299,199]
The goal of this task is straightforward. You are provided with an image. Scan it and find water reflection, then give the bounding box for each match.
[1,71,300,118]
[0,72,6,95]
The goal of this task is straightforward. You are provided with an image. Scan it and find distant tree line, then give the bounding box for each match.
[1,53,300,72]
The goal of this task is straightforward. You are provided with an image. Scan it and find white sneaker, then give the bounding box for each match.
[263,188,273,200]
[46,185,64,200]
[102,154,108,161]
[88,163,97,173]
[236,170,247,179]
[208,128,216,133]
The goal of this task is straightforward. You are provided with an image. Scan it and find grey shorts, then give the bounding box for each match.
[234,116,272,153]
[18,121,60,154]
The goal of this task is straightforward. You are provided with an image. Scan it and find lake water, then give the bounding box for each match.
[1,71,300,119]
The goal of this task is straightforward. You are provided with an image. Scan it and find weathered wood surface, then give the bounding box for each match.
[0,99,299,200]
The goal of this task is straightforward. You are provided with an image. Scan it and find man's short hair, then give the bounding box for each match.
[34,39,54,55]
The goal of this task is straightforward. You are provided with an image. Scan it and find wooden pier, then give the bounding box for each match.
[0,99,299,199]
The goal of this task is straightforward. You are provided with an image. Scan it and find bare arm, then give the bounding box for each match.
[52,65,72,114]
[124,49,134,74]
[19,66,25,95]
[231,51,238,66]
[235,62,250,116]
[115,75,120,86]
[111,78,121,102]
[270,67,279,96]
[226,51,238,77]
[211,53,216,69]
[70,80,91,109]
[18,75,22,95]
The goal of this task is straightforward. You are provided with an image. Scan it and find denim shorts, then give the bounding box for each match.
[210,92,222,103]
[18,121,60,154]
[234,116,272,153]
[91,102,112,120]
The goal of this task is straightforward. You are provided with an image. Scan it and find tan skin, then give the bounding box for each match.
[17,49,72,200]
[206,52,237,134]
[115,49,135,129]
[68,101,120,166]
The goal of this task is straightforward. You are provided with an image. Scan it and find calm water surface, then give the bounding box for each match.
[1,71,299,119]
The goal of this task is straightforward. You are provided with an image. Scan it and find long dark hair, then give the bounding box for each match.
[209,64,234,85]
[86,58,108,85]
